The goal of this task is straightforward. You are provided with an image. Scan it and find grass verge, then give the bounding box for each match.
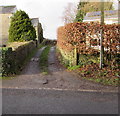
[57,49,119,86]
[38,44,45,49]
[39,46,51,74]
[67,65,80,71]
[75,64,119,86]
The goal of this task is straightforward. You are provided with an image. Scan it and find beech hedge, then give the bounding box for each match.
[57,22,120,68]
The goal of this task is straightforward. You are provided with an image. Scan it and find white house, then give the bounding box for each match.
[83,10,119,24]
[0,5,17,45]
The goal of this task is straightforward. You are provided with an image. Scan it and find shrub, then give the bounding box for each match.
[9,10,36,42]
[0,47,14,76]
[0,41,36,76]
[57,22,120,67]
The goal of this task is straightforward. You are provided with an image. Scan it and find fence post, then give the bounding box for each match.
[77,52,79,65]
[73,45,79,66]
[100,1,104,69]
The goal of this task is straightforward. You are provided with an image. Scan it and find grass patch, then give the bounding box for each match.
[67,65,80,71]
[39,46,51,73]
[78,64,119,86]
[0,76,15,80]
[57,50,119,86]
[84,77,120,86]
[41,72,48,75]
[38,44,45,49]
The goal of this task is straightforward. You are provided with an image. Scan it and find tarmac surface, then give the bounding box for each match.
[2,88,118,114]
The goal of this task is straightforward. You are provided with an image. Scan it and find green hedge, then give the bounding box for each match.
[0,47,13,76]
[0,41,36,76]
[79,54,100,66]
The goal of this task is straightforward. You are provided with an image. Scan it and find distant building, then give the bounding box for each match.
[0,5,17,45]
[31,18,44,44]
[83,10,119,24]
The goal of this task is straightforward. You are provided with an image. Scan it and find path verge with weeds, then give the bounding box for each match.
[39,46,51,74]
[57,50,119,86]
[68,64,119,86]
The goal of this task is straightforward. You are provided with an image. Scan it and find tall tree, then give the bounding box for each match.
[9,10,36,42]
[62,3,77,24]
[74,1,114,22]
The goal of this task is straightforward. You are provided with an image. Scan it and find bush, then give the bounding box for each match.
[0,47,14,76]
[57,22,120,67]
[9,10,36,42]
[0,41,36,76]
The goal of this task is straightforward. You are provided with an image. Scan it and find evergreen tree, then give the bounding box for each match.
[9,10,36,42]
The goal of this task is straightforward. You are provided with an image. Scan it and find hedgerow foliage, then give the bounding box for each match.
[0,41,36,76]
[9,10,36,42]
[57,22,120,86]
[57,22,120,68]
[57,22,119,54]
[0,47,15,76]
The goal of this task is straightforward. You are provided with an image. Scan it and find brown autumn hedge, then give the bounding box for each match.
[57,22,120,55]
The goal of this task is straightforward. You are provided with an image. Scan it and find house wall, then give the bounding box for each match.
[38,23,43,43]
[83,18,118,24]
[0,14,44,45]
[0,13,12,45]
[34,26,38,41]
[34,23,43,44]
[83,10,119,24]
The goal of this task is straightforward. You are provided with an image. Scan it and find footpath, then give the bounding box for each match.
[2,46,118,93]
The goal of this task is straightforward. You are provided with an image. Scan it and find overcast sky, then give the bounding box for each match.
[0,0,118,40]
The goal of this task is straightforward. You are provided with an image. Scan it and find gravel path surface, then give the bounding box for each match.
[2,46,118,93]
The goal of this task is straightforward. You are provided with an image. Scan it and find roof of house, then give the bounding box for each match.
[0,5,17,14]
[84,10,118,21]
[31,18,39,27]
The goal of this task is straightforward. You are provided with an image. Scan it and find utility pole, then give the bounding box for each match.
[100,0,104,69]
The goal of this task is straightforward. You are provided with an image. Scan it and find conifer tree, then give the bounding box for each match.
[9,10,36,42]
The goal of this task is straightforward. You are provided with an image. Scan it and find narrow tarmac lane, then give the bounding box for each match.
[2,88,118,114]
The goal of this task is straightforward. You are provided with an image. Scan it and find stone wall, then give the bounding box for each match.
[1,41,37,76]
[38,23,44,44]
